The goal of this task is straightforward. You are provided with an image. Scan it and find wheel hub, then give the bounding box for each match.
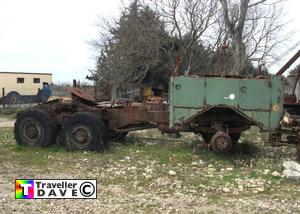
[22,119,42,143]
[74,129,88,143]
[25,124,39,139]
[215,137,230,150]
[210,131,232,152]
[71,126,91,148]
[11,95,17,104]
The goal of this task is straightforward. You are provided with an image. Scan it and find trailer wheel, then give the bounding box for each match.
[61,112,107,151]
[14,110,57,147]
[210,131,232,152]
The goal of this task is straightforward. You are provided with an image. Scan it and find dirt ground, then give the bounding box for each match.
[0,125,300,213]
[0,118,15,128]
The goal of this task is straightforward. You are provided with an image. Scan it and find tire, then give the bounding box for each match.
[5,91,20,104]
[210,131,232,152]
[61,112,107,151]
[230,132,241,143]
[109,131,128,142]
[14,109,57,147]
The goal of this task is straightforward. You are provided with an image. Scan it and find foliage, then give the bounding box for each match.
[90,1,173,91]
[89,0,288,97]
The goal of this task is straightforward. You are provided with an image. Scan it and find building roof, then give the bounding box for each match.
[0,71,52,75]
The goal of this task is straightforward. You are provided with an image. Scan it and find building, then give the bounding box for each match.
[0,71,52,96]
[0,71,52,104]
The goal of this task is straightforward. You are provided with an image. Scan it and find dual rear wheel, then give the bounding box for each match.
[62,112,107,151]
[14,111,108,151]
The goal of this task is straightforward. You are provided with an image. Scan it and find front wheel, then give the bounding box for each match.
[14,110,57,147]
[61,112,107,151]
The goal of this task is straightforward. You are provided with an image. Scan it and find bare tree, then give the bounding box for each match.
[219,0,287,75]
[150,0,218,74]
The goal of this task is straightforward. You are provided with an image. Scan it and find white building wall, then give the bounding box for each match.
[0,72,52,97]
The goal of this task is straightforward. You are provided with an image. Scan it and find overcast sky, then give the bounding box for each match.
[0,0,299,83]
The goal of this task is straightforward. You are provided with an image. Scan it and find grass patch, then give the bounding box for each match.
[249,169,259,179]
[0,127,15,143]
[1,127,299,195]
[107,141,194,165]
[140,143,193,164]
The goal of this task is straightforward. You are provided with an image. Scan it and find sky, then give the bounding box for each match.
[0,0,299,83]
[0,0,121,83]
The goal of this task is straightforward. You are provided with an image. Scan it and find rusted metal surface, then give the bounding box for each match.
[69,87,96,103]
[210,131,232,152]
[171,55,182,76]
[30,95,172,134]
[284,94,297,104]
[107,105,169,130]
[219,43,229,77]
[183,105,260,128]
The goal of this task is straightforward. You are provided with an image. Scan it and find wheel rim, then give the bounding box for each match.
[214,137,230,150]
[69,125,92,149]
[211,132,232,152]
[11,95,18,104]
[20,118,43,145]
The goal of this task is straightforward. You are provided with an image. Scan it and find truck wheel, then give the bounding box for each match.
[5,91,20,104]
[210,131,232,152]
[109,131,128,142]
[61,112,107,151]
[14,110,57,147]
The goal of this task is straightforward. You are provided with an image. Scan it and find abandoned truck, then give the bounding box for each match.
[13,74,284,152]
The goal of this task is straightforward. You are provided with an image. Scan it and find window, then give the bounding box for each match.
[33,78,40,84]
[17,78,24,83]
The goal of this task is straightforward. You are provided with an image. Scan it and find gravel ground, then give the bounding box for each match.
[0,129,300,213]
[0,118,15,128]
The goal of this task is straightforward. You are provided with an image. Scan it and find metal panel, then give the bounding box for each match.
[239,79,271,110]
[171,76,205,108]
[270,77,284,130]
[205,78,240,106]
[170,76,284,131]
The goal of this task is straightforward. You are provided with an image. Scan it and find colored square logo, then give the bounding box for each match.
[15,180,34,199]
